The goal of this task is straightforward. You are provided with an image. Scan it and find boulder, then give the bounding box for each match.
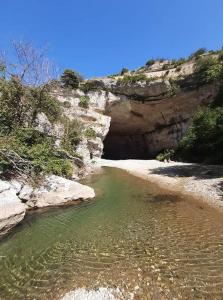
[27,175,95,208]
[0,182,26,236]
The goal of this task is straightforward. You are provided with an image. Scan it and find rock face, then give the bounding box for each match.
[103,83,216,158]
[0,175,95,236]
[50,88,111,165]
[47,56,218,160]
[0,180,26,236]
[27,175,95,208]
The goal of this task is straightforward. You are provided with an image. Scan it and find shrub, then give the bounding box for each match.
[84,128,97,139]
[0,129,74,179]
[176,107,223,164]
[0,78,62,134]
[195,56,223,85]
[120,68,129,75]
[146,59,155,67]
[62,101,72,109]
[156,149,175,162]
[61,119,83,153]
[60,69,83,89]
[79,95,90,108]
[189,48,207,59]
[118,73,148,85]
[80,80,104,93]
[28,87,61,123]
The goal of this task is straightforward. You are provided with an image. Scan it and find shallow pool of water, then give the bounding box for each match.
[0,167,223,299]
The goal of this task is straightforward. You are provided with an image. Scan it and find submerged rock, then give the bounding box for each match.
[27,175,95,208]
[62,288,118,300]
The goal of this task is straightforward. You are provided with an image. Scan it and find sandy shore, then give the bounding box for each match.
[96,159,223,210]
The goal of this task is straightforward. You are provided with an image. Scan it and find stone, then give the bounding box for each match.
[0,184,26,236]
[27,175,95,208]
[19,184,34,201]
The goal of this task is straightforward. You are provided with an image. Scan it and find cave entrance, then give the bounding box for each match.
[102,132,151,160]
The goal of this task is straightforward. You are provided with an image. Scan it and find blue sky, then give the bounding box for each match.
[0,0,222,78]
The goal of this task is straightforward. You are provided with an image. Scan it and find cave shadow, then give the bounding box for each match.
[150,164,223,180]
[217,181,223,192]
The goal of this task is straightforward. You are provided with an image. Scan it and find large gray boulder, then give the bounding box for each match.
[27,175,95,208]
[0,181,26,236]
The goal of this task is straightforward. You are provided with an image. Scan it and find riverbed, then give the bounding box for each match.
[0,167,223,299]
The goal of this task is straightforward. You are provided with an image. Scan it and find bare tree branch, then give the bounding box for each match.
[2,40,58,86]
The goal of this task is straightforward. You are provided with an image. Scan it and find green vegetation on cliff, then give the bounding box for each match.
[0,43,83,180]
[175,52,223,164]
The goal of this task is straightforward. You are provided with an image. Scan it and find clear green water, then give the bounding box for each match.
[0,167,223,299]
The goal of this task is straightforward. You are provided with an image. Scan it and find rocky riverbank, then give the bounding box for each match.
[0,175,95,237]
[97,159,223,210]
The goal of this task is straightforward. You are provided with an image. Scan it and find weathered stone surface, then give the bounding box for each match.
[19,184,34,201]
[27,175,95,208]
[0,181,26,236]
[103,83,217,158]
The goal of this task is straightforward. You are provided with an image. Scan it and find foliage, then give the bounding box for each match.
[145,59,155,67]
[120,68,129,75]
[0,77,82,179]
[195,56,223,85]
[62,101,72,109]
[156,149,175,162]
[176,107,223,164]
[0,78,61,135]
[84,128,97,139]
[212,85,223,107]
[60,69,83,89]
[189,48,207,59]
[79,95,90,108]
[0,129,74,179]
[80,80,104,93]
[61,119,83,155]
[118,73,148,85]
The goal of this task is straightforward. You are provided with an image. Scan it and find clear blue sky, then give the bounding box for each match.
[0,0,222,78]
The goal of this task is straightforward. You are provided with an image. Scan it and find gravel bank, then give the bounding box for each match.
[96,159,223,210]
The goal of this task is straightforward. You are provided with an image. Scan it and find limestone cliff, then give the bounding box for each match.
[50,56,218,161]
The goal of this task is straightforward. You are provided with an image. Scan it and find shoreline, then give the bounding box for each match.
[96,159,223,210]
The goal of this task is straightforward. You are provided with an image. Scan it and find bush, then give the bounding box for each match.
[79,95,90,108]
[84,128,97,139]
[156,149,174,162]
[118,73,148,85]
[0,78,61,134]
[60,69,83,89]
[189,48,207,59]
[146,59,155,67]
[61,118,83,155]
[120,68,129,75]
[0,129,74,179]
[62,101,72,109]
[195,56,223,85]
[176,107,223,164]
[80,80,104,93]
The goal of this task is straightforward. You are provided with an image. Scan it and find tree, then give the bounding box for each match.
[60,69,83,89]
[1,40,58,86]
